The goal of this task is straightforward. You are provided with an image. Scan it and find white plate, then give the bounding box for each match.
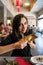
[30,55,43,64]
[36,63,43,65]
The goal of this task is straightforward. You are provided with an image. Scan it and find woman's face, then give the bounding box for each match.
[18,17,28,34]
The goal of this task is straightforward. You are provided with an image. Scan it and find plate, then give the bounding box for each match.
[0,33,9,37]
[0,34,2,37]
[36,63,43,65]
[30,55,43,64]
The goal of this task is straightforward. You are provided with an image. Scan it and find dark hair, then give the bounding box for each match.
[12,14,28,33]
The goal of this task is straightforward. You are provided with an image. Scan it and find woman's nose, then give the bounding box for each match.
[22,25,25,29]
[22,24,25,28]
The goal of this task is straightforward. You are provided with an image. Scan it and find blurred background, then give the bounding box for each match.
[0,0,43,56]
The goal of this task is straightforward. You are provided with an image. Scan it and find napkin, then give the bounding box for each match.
[15,57,31,65]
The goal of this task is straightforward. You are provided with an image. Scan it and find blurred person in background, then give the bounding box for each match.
[32,25,37,34]
[0,14,36,56]
[0,22,5,34]
[5,24,12,34]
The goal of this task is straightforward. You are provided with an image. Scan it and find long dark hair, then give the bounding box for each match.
[12,14,28,33]
[12,14,28,39]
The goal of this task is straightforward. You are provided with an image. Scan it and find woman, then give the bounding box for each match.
[0,14,36,56]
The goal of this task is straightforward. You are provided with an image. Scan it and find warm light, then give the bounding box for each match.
[7,19,11,25]
[23,2,30,7]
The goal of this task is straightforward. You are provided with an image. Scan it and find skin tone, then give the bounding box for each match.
[0,17,36,54]
[19,17,28,33]
[0,39,28,54]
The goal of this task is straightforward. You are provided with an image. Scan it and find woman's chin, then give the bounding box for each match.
[23,30,26,33]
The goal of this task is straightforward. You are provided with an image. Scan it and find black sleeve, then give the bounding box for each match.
[0,34,12,46]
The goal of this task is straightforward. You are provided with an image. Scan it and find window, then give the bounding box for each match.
[37,14,43,31]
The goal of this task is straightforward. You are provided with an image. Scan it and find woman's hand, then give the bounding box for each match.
[15,39,28,49]
[28,41,36,49]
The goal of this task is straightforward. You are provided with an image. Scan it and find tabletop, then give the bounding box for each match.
[0,57,35,65]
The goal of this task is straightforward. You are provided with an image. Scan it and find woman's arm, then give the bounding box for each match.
[0,34,36,54]
[0,38,28,54]
[0,42,19,54]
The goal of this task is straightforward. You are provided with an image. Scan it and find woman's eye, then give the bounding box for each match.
[20,22,27,26]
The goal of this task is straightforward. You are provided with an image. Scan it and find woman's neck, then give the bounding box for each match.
[20,32,25,38]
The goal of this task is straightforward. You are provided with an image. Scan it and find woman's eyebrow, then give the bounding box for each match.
[20,21,27,25]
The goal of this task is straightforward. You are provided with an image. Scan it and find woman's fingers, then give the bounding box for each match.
[20,41,27,49]
[16,39,28,49]
[15,38,28,49]
[29,41,36,49]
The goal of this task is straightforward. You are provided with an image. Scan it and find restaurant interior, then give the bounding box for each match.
[0,0,43,65]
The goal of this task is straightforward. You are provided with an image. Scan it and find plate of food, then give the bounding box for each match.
[0,33,9,37]
[30,55,43,64]
[0,34,2,37]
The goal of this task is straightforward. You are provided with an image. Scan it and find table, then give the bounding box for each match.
[0,57,35,65]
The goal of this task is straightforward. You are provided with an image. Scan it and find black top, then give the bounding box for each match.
[0,30,32,57]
